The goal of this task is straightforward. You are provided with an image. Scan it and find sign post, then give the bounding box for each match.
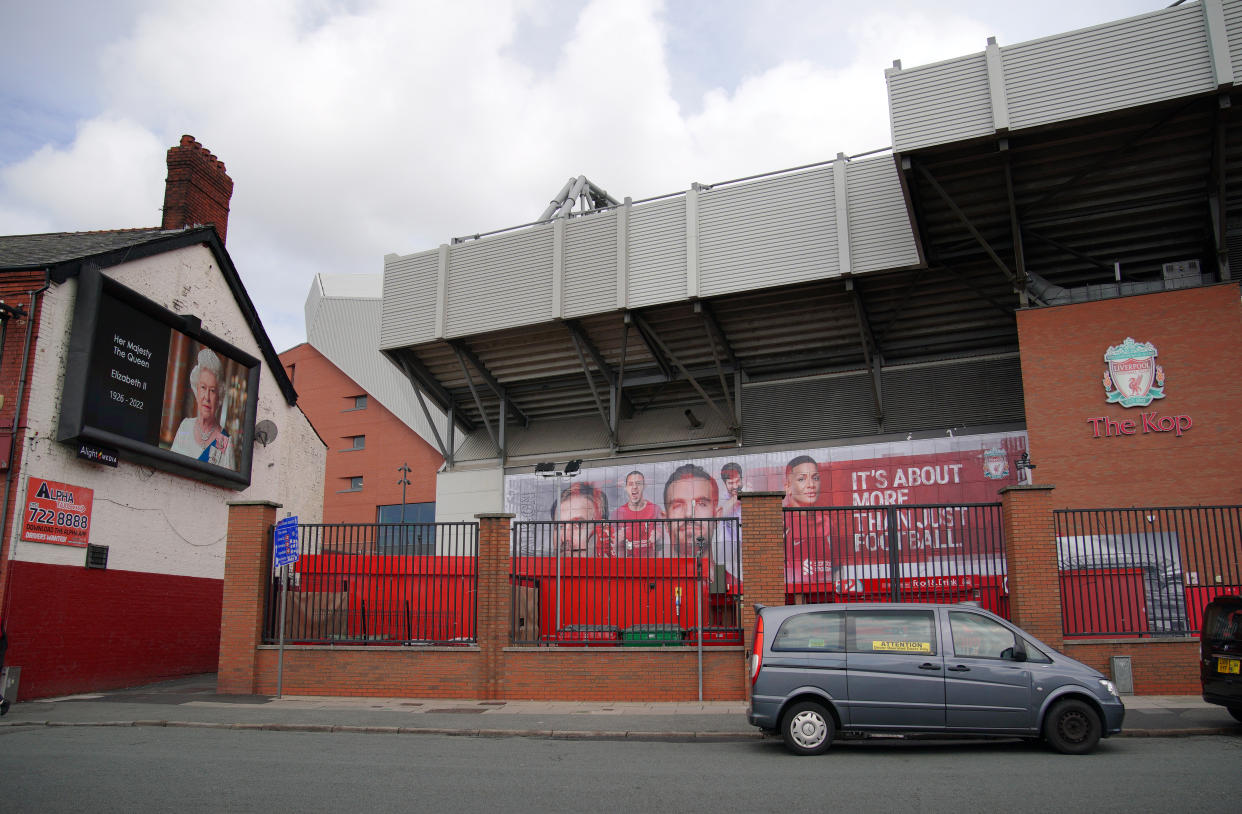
[273,516,299,698]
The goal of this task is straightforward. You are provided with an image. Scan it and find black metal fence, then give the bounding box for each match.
[1055,506,1242,638]
[262,522,478,645]
[784,504,1009,616]
[510,518,741,646]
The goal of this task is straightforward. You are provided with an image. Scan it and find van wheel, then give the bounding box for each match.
[1228,706,1242,724]
[781,701,834,756]
[1043,699,1101,754]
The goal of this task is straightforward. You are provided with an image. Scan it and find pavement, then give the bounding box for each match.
[1,674,1239,742]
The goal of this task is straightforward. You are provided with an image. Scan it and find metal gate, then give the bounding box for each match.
[785,503,1008,616]
[262,521,479,645]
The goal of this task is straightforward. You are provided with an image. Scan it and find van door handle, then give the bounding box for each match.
[947,665,970,672]
[918,663,941,670]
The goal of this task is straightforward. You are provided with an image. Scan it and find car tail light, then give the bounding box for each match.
[750,614,764,685]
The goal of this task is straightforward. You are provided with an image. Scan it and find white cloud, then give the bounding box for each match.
[0,117,165,233]
[0,0,1157,351]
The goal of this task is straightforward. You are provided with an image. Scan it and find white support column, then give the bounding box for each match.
[435,243,449,339]
[1203,0,1235,89]
[616,197,630,310]
[986,36,1010,133]
[833,154,852,278]
[686,184,701,299]
[551,218,565,320]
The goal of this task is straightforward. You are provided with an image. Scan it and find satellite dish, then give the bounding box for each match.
[254,419,278,447]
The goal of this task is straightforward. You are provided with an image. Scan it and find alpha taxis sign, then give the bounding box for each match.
[1089,338,1192,439]
[21,477,94,547]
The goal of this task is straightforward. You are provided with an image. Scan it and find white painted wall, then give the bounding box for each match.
[8,244,325,580]
[435,466,504,523]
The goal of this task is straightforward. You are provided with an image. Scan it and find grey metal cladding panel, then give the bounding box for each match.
[309,295,452,448]
[445,227,553,337]
[699,168,839,298]
[628,197,686,308]
[742,375,876,446]
[881,357,1025,433]
[845,158,920,273]
[380,250,439,349]
[1225,0,1242,79]
[1003,6,1215,130]
[564,212,618,319]
[888,52,993,152]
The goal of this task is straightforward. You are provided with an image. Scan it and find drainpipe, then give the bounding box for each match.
[0,271,52,625]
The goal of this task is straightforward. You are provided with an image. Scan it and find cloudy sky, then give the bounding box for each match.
[1,0,1160,351]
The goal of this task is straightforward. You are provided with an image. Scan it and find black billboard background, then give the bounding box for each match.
[83,290,170,446]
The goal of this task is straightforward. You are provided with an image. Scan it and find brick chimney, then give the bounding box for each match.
[161,135,234,244]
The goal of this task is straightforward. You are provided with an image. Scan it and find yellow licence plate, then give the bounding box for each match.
[1218,658,1241,674]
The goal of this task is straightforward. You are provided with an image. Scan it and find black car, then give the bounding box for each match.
[1200,595,1242,722]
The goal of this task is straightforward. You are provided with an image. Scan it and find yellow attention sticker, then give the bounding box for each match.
[872,640,932,653]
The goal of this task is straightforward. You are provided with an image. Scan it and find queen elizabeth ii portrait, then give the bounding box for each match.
[169,347,235,469]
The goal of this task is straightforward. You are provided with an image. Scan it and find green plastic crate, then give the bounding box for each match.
[621,624,684,646]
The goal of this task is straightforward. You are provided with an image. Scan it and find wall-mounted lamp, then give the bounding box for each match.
[1015,452,1036,484]
[534,460,583,479]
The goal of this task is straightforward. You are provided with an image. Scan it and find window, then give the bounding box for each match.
[847,610,937,655]
[345,435,365,450]
[949,612,1017,659]
[773,611,845,652]
[338,476,363,492]
[377,502,436,524]
[376,502,436,554]
[345,395,367,411]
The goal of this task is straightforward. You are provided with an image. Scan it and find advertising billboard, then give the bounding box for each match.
[57,267,259,489]
[505,431,1027,589]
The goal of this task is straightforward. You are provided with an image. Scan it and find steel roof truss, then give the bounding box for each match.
[631,312,739,437]
[453,344,499,455]
[845,278,884,427]
[394,353,454,463]
[1000,141,1030,307]
[693,301,738,421]
[1211,94,1232,281]
[448,340,530,428]
[913,159,1021,295]
[628,310,675,382]
[567,325,617,448]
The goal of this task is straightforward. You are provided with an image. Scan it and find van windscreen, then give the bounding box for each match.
[1202,600,1242,644]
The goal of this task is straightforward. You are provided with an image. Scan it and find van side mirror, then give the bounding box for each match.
[1002,643,1027,662]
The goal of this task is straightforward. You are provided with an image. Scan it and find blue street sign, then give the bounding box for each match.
[274,516,300,568]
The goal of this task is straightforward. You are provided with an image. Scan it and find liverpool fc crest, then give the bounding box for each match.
[982,448,1010,480]
[1102,338,1165,408]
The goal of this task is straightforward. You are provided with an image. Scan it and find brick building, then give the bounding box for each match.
[280,339,442,525]
[0,136,324,700]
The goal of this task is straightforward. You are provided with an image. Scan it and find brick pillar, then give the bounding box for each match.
[739,492,787,653]
[1000,484,1064,648]
[218,500,280,694]
[476,513,513,700]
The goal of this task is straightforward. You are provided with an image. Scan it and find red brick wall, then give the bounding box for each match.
[0,272,47,609]
[5,560,222,700]
[1013,284,1241,694]
[279,343,442,524]
[253,648,484,696]
[502,648,743,701]
[1002,485,1064,647]
[1017,284,1242,507]
[1064,640,1200,694]
[218,501,278,694]
[740,492,787,657]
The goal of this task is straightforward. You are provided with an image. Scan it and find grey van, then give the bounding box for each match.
[748,602,1124,755]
